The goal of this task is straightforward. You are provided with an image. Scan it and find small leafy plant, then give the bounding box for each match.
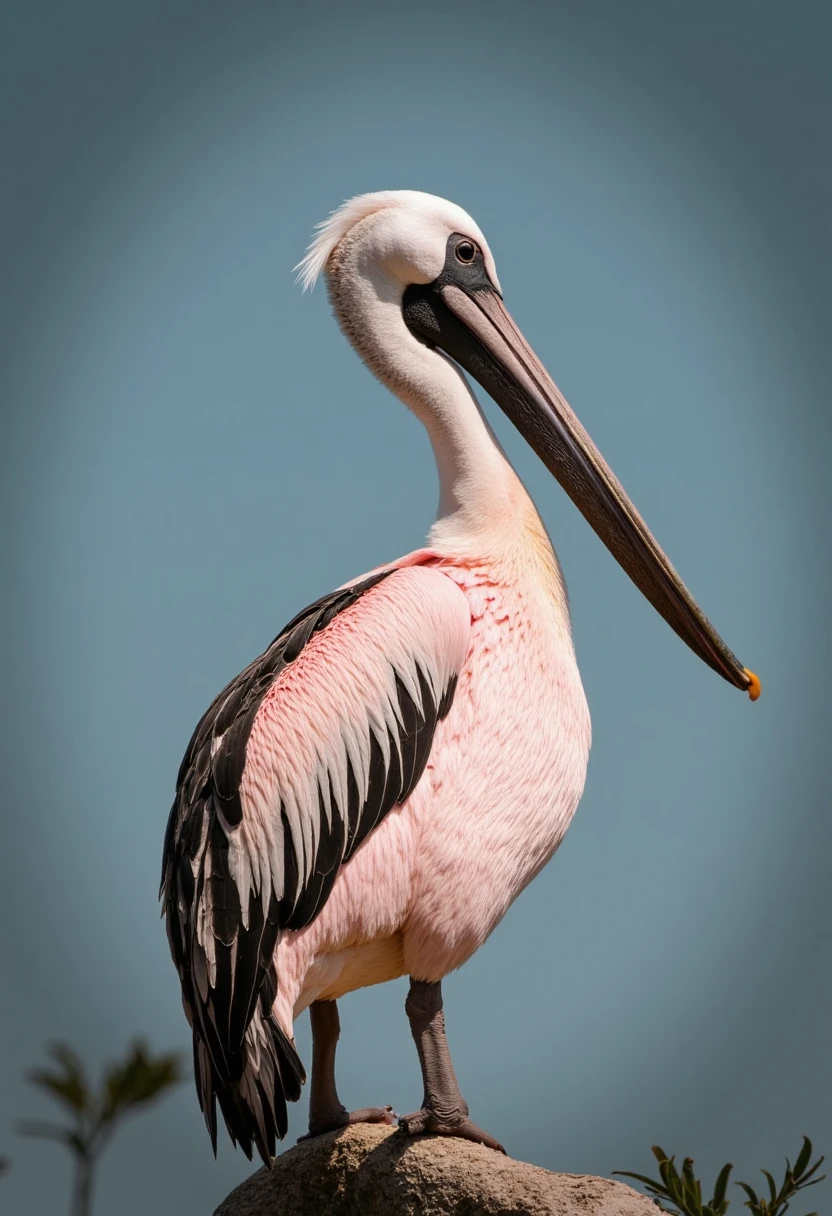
[18,1040,183,1216]
[615,1137,824,1216]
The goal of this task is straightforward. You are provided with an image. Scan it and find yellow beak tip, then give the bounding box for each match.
[743,668,762,701]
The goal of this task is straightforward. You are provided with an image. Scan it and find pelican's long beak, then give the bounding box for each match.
[403,263,759,699]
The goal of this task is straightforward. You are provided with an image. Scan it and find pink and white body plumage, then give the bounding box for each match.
[162,190,757,1166]
[273,537,590,1030]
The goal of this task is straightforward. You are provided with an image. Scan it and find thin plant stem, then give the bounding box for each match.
[71,1151,93,1216]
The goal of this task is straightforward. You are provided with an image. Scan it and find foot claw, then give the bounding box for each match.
[300,1105,397,1141]
[398,1109,505,1153]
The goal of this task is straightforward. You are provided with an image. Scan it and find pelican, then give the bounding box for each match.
[161,190,759,1165]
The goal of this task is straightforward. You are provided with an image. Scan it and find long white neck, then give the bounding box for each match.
[327,238,530,556]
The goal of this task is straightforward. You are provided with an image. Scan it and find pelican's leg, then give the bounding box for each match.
[299,999,396,1140]
[398,978,505,1152]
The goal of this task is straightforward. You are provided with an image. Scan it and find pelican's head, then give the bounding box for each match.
[296,190,500,295]
[297,191,759,700]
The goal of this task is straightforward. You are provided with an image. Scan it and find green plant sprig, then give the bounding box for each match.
[614,1137,824,1216]
[17,1040,183,1216]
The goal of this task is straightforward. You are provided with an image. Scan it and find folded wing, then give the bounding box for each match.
[160,564,470,1162]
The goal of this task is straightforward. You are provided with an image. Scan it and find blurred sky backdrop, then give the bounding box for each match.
[1,1,830,1213]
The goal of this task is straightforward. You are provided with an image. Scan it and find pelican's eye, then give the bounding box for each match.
[455,240,477,264]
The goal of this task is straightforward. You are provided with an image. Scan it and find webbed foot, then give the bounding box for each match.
[299,1104,396,1141]
[398,1107,505,1152]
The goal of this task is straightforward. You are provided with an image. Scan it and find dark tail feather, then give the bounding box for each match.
[194,1038,219,1154]
[193,1009,305,1166]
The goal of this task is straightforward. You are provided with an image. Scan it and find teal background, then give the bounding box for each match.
[1,2,829,1213]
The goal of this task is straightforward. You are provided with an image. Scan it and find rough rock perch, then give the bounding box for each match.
[214,1123,656,1216]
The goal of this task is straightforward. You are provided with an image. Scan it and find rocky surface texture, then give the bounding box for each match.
[214,1123,656,1216]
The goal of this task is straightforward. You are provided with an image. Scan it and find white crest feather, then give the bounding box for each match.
[294,190,444,292]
